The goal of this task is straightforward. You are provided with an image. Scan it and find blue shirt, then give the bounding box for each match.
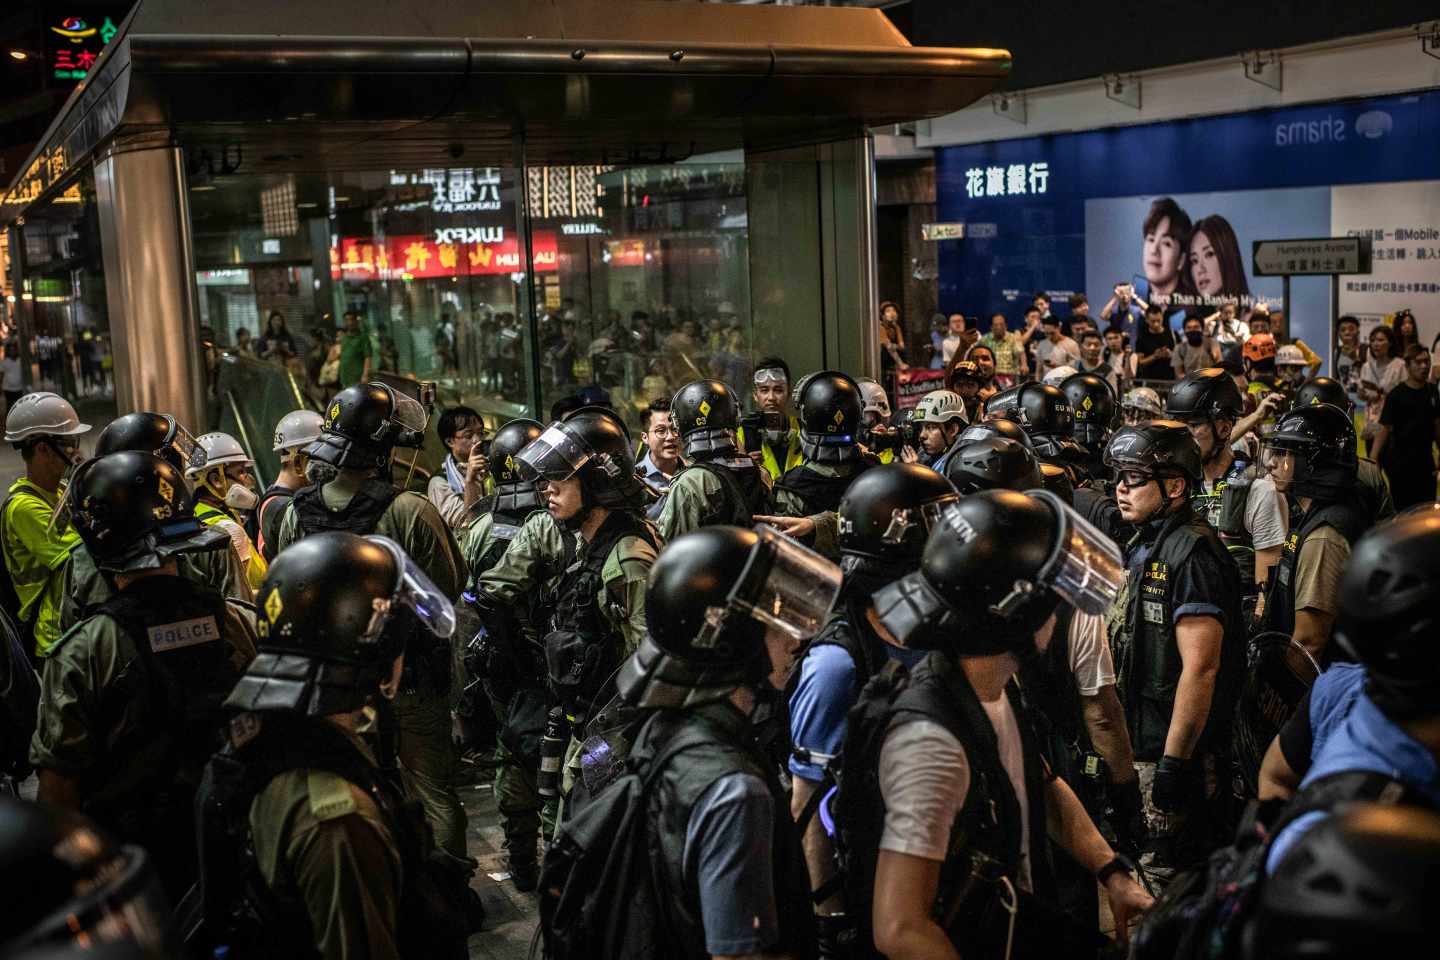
[1265,675,1440,874]
[788,635,927,782]
[637,450,675,520]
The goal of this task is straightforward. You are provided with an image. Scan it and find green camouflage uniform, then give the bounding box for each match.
[60,541,253,631]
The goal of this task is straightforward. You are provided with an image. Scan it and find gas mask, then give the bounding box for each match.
[225,483,259,512]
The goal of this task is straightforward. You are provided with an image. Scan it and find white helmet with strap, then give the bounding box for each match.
[186,432,253,480]
[856,378,892,419]
[273,410,325,453]
[912,389,970,426]
[4,392,91,442]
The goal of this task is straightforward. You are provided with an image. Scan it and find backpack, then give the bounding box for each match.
[538,722,713,960]
[1133,769,1437,960]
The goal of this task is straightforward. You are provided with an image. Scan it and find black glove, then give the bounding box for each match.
[1107,777,1147,855]
[1152,755,1199,813]
[815,913,858,960]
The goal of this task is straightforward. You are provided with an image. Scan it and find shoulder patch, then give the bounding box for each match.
[307,770,360,822]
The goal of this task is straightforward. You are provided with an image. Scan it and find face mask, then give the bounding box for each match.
[225,483,259,512]
[1185,330,1204,346]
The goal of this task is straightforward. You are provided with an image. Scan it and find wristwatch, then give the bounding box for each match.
[1096,856,1130,885]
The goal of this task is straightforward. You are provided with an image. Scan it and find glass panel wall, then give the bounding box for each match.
[9,172,117,434]
[187,154,756,442]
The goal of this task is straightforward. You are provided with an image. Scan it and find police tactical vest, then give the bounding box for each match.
[290,478,399,538]
[776,459,874,515]
[634,701,814,960]
[1263,495,1369,640]
[1115,509,1245,762]
[888,653,1056,915]
[545,511,659,723]
[195,712,471,960]
[1191,459,1259,590]
[680,458,771,528]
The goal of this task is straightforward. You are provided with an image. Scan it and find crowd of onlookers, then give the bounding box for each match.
[883,294,1440,508]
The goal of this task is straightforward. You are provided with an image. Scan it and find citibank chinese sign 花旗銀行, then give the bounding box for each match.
[933,88,1440,331]
[331,231,559,281]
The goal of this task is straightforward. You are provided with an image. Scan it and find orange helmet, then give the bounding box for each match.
[1243,333,1277,363]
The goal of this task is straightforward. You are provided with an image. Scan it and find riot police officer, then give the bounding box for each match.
[1295,376,1394,522]
[471,408,660,799]
[0,797,175,958]
[787,463,957,953]
[30,451,258,899]
[459,417,551,888]
[60,412,252,628]
[658,379,772,541]
[774,371,876,516]
[611,525,839,959]
[197,531,473,959]
[1258,404,1370,661]
[1104,422,1245,881]
[867,490,1150,958]
[1165,368,1289,602]
[273,382,471,865]
[943,436,1044,495]
[1061,371,1119,482]
[954,415,1035,451]
[985,381,1084,469]
[1121,386,1163,425]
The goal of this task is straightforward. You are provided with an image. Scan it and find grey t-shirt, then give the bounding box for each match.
[682,771,779,955]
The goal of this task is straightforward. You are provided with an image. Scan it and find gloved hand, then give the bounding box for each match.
[815,913,858,960]
[1107,776,1147,855]
[1152,755,1199,813]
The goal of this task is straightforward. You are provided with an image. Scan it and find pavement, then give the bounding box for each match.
[459,764,545,960]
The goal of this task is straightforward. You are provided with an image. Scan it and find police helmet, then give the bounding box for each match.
[957,417,1034,450]
[1061,372,1119,447]
[943,437,1043,496]
[1038,462,1076,506]
[487,418,545,514]
[1296,376,1349,411]
[837,463,959,567]
[307,382,428,470]
[70,452,228,574]
[517,408,644,509]
[227,532,456,716]
[95,412,198,473]
[1165,368,1245,424]
[618,526,840,709]
[796,371,864,462]
[1334,510,1440,720]
[0,798,173,958]
[1264,404,1357,499]
[985,382,1074,439]
[1255,804,1440,957]
[873,490,1123,654]
[1104,421,1204,488]
[671,379,741,458]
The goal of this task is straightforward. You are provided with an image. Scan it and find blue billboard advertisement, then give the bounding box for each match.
[934,88,1440,367]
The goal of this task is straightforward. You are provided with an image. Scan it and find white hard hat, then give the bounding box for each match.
[1275,344,1307,367]
[912,389,970,425]
[186,431,252,478]
[1043,365,1078,386]
[856,378,892,419]
[273,409,325,453]
[4,392,91,442]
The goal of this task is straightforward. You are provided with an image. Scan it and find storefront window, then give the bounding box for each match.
[11,172,116,427]
[188,155,753,433]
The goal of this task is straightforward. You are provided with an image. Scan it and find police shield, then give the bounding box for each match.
[1232,631,1321,797]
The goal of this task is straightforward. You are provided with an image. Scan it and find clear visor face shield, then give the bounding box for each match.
[694,526,842,660]
[1261,442,1300,486]
[1028,490,1126,616]
[515,423,594,486]
[880,496,959,548]
[363,535,457,640]
[166,418,201,469]
[384,387,430,448]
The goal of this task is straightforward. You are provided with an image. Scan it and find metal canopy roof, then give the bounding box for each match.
[3,0,1009,219]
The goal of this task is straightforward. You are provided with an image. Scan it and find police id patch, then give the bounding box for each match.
[1142,600,1166,625]
[148,615,222,653]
